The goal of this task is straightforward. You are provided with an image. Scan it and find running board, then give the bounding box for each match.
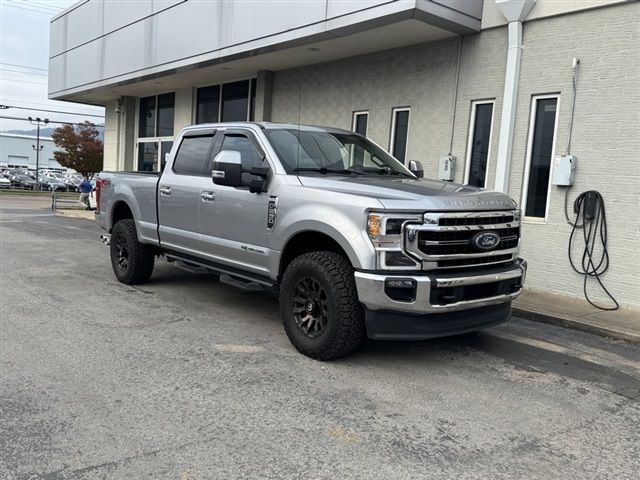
[165,253,278,293]
[219,274,262,291]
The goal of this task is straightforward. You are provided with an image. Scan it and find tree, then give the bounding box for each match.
[52,122,103,175]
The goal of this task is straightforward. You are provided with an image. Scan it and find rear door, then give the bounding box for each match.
[199,129,271,276]
[157,131,215,255]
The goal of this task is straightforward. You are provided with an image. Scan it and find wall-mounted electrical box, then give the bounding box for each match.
[439,155,456,181]
[552,155,577,186]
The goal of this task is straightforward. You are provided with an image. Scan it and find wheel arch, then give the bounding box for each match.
[278,230,353,280]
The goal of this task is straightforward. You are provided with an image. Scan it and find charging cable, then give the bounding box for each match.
[567,190,619,311]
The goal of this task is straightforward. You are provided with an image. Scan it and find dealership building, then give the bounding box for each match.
[48,0,639,311]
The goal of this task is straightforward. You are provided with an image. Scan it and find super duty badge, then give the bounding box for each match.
[267,196,278,230]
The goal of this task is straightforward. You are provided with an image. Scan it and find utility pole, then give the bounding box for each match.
[29,117,49,189]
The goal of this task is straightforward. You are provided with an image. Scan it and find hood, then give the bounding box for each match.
[296,175,518,211]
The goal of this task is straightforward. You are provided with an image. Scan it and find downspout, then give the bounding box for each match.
[494,0,536,194]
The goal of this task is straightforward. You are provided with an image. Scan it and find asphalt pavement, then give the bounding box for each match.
[1,195,639,480]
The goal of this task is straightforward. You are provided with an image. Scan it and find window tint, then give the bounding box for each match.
[139,96,156,138]
[391,109,409,163]
[220,135,264,183]
[196,85,220,124]
[524,97,558,218]
[467,102,493,188]
[173,136,213,176]
[157,93,175,136]
[221,80,250,122]
[353,112,368,137]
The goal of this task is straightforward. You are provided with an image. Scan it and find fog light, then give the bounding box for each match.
[384,278,417,302]
[385,279,416,288]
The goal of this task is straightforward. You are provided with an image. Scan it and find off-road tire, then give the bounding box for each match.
[110,219,155,284]
[280,251,365,360]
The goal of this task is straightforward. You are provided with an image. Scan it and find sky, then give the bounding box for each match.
[0,0,105,132]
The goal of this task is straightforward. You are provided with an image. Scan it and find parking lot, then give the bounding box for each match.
[1,195,639,480]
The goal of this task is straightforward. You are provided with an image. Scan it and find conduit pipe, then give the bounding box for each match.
[494,0,536,194]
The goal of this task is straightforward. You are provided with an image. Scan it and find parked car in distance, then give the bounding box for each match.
[62,175,81,192]
[12,175,37,190]
[0,177,11,188]
[39,176,68,191]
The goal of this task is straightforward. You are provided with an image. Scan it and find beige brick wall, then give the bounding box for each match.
[271,1,640,310]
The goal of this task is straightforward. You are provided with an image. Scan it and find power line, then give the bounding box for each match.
[1,67,49,77]
[2,98,104,112]
[1,105,105,118]
[0,114,104,127]
[5,0,63,13]
[0,62,48,72]
[3,2,61,15]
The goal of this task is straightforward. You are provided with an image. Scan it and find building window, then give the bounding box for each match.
[196,85,220,124]
[352,111,368,137]
[464,101,495,188]
[139,93,175,138]
[522,95,560,220]
[195,78,257,124]
[390,107,410,163]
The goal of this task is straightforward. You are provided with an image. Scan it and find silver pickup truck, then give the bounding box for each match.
[96,122,526,359]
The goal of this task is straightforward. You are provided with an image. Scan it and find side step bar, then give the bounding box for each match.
[165,253,278,294]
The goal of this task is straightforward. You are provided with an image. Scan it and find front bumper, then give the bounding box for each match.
[354,259,526,315]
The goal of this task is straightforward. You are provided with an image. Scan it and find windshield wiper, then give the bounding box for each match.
[292,167,365,175]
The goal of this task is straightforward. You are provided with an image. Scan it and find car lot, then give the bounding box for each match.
[1,195,639,480]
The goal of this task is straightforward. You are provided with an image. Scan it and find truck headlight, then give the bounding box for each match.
[367,213,422,270]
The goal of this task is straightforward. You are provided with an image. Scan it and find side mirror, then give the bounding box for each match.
[408,160,424,179]
[212,150,242,187]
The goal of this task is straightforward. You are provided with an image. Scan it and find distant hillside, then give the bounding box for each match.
[4,125,105,141]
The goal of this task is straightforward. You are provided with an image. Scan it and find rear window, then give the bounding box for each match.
[172,135,213,176]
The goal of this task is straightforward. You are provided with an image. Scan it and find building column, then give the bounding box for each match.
[254,70,274,122]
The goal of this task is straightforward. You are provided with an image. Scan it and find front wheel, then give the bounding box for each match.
[279,251,365,360]
[110,219,155,284]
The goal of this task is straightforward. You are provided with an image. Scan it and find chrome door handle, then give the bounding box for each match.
[201,192,216,202]
[159,186,172,196]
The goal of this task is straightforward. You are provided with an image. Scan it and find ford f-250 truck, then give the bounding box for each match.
[96,122,526,360]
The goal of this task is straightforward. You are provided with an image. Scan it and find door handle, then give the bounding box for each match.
[201,192,216,202]
[159,186,172,196]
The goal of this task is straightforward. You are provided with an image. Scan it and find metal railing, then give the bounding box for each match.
[51,191,81,210]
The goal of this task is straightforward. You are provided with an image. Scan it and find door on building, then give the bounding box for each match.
[199,128,271,276]
[137,140,174,172]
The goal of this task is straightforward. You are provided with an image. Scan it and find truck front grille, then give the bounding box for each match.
[405,211,521,271]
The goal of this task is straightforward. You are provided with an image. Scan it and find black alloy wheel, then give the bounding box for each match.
[292,277,329,338]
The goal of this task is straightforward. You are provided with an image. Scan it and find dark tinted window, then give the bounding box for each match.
[139,96,156,137]
[157,93,175,136]
[354,113,368,137]
[173,136,213,176]
[391,109,409,163]
[249,79,257,121]
[467,103,493,188]
[196,85,220,124]
[525,98,557,218]
[220,135,264,183]
[221,80,250,122]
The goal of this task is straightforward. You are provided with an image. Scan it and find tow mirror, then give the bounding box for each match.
[212,150,242,187]
[408,160,424,179]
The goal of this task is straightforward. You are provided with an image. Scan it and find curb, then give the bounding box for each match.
[513,307,640,345]
[55,209,96,220]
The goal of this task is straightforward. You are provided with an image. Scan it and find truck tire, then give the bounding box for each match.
[280,251,365,360]
[110,219,155,284]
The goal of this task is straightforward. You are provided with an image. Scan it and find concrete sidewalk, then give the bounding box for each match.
[513,290,640,344]
[49,207,640,345]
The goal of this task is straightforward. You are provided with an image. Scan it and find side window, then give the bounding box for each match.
[220,134,266,183]
[172,135,214,176]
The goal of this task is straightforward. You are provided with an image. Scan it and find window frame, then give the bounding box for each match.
[463,100,495,188]
[389,107,411,164]
[136,91,176,171]
[521,94,561,223]
[352,110,369,137]
[193,77,257,124]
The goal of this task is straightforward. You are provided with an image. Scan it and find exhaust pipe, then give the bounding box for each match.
[100,234,111,246]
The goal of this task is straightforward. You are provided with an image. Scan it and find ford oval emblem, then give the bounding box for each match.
[472,231,500,251]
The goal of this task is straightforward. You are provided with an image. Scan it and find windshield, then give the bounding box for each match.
[264,129,413,177]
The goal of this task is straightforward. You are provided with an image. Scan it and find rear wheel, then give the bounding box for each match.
[110,219,155,284]
[280,251,365,360]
